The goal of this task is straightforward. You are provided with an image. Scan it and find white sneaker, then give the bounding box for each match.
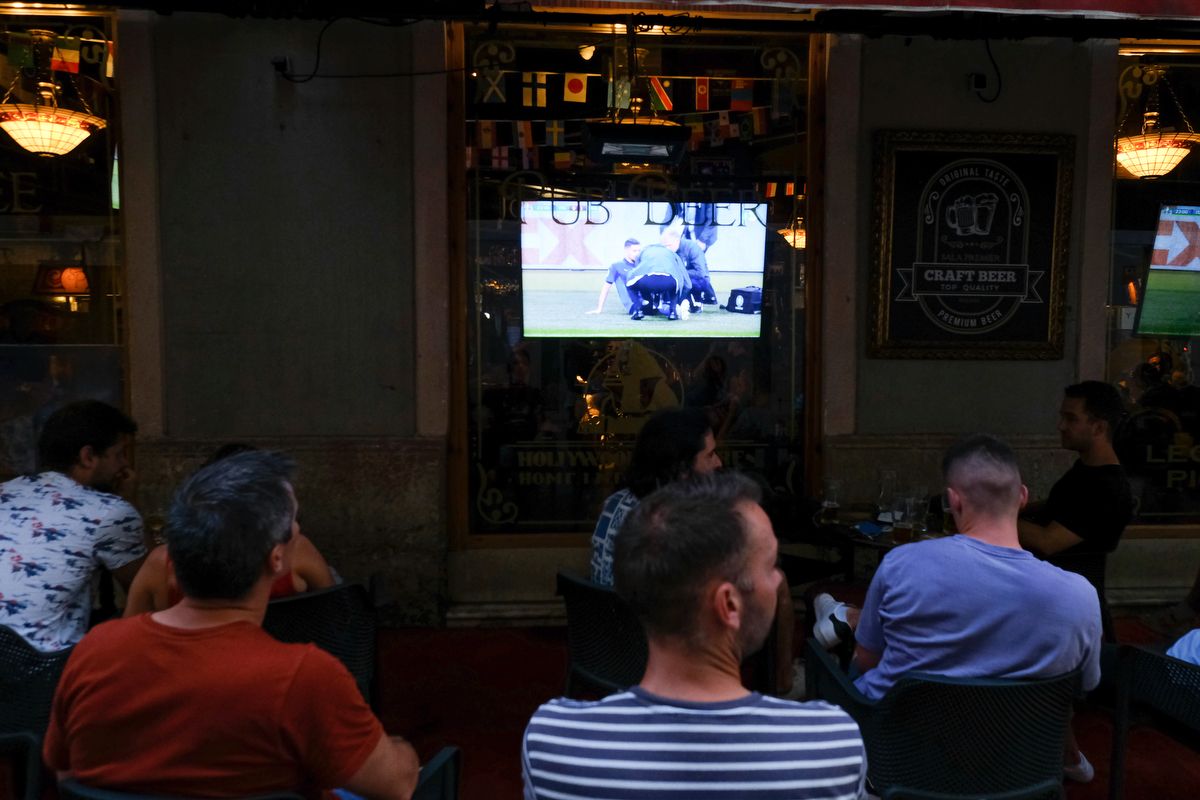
[1063,751,1094,783]
[812,593,852,649]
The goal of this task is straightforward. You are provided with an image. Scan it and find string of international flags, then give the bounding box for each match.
[2,32,114,78]
[469,66,800,175]
[467,105,786,174]
[479,70,796,115]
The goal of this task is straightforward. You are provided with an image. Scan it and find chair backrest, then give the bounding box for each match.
[1108,643,1200,800]
[0,624,72,736]
[413,746,462,800]
[261,583,375,706]
[556,571,647,697]
[58,779,302,800]
[866,669,1080,799]
[1127,645,1200,733]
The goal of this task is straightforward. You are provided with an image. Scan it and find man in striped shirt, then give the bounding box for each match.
[523,472,867,800]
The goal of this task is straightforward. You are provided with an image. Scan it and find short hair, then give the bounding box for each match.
[1065,381,1125,440]
[942,434,1022,518]
[614,471,763,640]
[166,450,296,601]
[625,408,713,498]
[38,400,137,472]
[623,238,640,247]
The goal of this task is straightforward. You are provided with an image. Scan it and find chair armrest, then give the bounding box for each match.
[805,638,874,723]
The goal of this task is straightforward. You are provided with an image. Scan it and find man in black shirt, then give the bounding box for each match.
[1020,381,1134,640]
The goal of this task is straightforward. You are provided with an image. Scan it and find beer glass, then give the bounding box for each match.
[819,477,841,525]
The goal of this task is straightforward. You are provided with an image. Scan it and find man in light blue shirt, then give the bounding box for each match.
[851,434,1102,781]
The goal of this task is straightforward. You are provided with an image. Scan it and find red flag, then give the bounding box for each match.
[695,77,709,111]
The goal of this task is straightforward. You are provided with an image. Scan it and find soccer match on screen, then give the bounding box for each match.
[520,200,768,338]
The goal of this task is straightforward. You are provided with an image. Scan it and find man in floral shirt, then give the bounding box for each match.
[0,401,145,651]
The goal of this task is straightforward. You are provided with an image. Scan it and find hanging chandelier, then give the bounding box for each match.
[0,30,105,157]
[777,217,806,249]
[1115,66,1200,179]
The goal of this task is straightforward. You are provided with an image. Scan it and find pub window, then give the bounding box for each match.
[1109,44,1200,524]
[0,10,121,480]
[457,20,813,539]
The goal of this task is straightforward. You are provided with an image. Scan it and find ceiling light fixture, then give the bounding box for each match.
[1115,65,1200,179]
[0,29,105,157]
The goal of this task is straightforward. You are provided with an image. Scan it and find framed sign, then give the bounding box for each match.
[869,130,1073,359]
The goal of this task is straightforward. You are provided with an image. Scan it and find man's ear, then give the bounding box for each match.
[711,580,742,632]
[1018,483,1029,509]
[268,543,287,577]
[946,486,963,515]
[77,444,98,469]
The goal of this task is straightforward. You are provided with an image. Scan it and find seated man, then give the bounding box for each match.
[123,443,336,615]
[1018,381,1133,640]
[819,434,1102,782]
[44,450,419,799]
[587,238,641,315]
[0,400,145,651]
[525,472,867,800]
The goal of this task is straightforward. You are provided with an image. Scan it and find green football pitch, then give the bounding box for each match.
[1139,270,1200,337]
[521,269,762,338]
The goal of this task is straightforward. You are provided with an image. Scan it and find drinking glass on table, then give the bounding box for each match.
[909,495,928,537]
[940,492,956,534]
[876,469,897,521]
[891,497,914,543]
[818,477,842,524]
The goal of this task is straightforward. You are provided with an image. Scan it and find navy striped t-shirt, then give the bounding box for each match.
[522,688,867,800]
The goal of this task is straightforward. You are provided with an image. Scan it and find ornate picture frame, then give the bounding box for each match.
[869,130,1074,359]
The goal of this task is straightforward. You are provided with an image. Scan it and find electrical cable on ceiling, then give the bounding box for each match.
[975,39,1003,103]
[277,16,465,82]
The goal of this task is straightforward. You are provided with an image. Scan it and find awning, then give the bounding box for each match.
[531,1,1200,21]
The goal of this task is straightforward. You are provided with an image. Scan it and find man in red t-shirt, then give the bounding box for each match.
[44,451,419,799]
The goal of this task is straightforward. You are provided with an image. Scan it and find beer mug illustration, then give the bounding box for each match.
[945,196,978,235]
[972,193,999,235]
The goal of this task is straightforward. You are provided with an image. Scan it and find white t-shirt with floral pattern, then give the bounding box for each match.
[0,471,145,651]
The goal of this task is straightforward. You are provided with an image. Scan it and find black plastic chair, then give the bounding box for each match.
[413,746,462,800]
[806,639,1079,800]
[0,624,73,800]
[58,780,302,800]
[261,583,376,707]
[556,571,648,697]
[1108,644,1200,800]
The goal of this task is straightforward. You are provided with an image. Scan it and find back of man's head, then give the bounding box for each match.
[38,400,137,473]
[614,471,762,641]
[166,450,295,601]
[1064,380,1125,440]
[942,434,1023,519]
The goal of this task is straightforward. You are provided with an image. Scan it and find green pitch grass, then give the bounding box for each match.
[1139,270,1200,336]
[522,269,762,338]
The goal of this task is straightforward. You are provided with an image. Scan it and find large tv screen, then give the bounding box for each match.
[520,200,768,338]
[1136,204,1200,337]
